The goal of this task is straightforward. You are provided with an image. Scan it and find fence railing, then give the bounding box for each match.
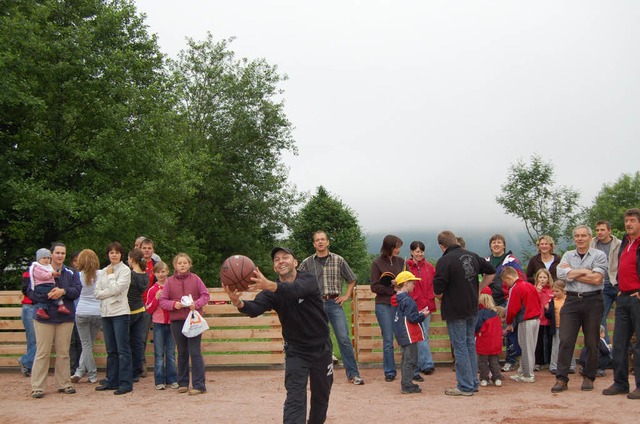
[0,286,608,368]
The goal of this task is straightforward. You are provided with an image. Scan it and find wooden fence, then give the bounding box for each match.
[0,286,613,369]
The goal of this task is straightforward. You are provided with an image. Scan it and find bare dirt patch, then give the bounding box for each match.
[0,366,634,423]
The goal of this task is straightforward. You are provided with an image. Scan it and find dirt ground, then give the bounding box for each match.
[0,365,636,423]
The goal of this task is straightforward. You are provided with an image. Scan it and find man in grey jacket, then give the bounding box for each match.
[590,220,621,344]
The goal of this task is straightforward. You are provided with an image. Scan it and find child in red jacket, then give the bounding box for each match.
[476,293,504,387]
[503,267,541,383]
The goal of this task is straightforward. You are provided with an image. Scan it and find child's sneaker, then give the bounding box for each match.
[58,304,71,315]
[501,362,514,372]
[480,380,489,387]
[36,308,49,320]
[494,379,503,387]
[512,375,535,383]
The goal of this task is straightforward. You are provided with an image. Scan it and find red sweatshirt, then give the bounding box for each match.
[506,279,541,325]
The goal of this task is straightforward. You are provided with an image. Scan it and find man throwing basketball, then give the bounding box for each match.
[224,247,333,424]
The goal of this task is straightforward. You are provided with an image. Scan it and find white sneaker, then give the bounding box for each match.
[501,363,514,372]
[480,380,489,387]
[350,376,365,385]
[155,384,166,390]
[512,375,535,383]
[509,373,522,381]
[170,382,180,389]
[494,379,503,387]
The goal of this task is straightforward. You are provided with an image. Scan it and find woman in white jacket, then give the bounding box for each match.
[93,242,133,395]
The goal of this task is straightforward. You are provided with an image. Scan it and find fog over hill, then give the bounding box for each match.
[366,229,571,264]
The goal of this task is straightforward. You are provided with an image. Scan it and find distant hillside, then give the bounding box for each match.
[365,229,569,264]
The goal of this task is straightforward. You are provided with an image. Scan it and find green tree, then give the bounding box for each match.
[169,34,299,284]
[288,186,370,283]
[0,0,189,285]
[496,154,580,249]
[583,172,640,238]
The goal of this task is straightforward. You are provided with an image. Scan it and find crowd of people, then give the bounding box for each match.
[17,207,640,422]
[19,238,207,398]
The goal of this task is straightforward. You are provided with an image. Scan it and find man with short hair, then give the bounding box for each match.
[551,225,608,393]
[138,237,158,378]
[135,236,161,262]
[299,231,364,385]
[433,230,496,396]
[590,220,621,344]
[225,247,333,423]
[602,208,640,399]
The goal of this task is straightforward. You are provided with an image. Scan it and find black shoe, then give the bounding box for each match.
[412,374,425,382]
[96,385,117,391]
[422,367,435,375]
[401,385,422,394]
[99,379,109,385]
[602,384,629,396]
[384,375,395,382]
[132,376,141,383]
[114,388,132,395]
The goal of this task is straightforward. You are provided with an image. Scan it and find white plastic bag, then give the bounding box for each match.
[181,310,209,338]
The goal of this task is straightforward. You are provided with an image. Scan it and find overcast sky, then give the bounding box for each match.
[134,0,639,236]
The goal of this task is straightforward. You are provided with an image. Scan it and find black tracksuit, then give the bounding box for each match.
[240,270,333,424]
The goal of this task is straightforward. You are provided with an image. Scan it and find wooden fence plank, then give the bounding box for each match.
[0,287,615,370]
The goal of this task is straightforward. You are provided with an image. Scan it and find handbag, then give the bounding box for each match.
[181,310,209,338]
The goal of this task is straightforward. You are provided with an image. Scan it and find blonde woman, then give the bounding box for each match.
[71,249,103,384]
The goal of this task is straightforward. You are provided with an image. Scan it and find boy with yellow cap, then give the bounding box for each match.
[391,271,431,394]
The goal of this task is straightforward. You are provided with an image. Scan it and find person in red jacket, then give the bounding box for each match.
[405,241,437,376]
[504,267,541,383]
[476,293,504,387]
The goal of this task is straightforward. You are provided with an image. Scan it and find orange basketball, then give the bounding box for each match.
[220,255,255,292]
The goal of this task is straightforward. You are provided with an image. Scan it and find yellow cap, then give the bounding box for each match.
[394,271,421,286]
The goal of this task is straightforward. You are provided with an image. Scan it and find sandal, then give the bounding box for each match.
[58,386,76,394]
[31,390,44,399]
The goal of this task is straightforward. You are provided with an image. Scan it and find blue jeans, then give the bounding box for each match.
[416,315,434,372]
[153,323,177,385]
[447,315,479,393]
[375,303,396,377]
[601,282,617,344]
[20,304,37,371]
[129,312,147,379]
[611,292,640,391]
[102,314,133,391]
[324,299,359,379]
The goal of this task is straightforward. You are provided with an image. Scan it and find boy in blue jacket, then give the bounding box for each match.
[392,271,431,394]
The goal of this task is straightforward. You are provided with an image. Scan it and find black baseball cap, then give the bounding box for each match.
[270,247,295,260]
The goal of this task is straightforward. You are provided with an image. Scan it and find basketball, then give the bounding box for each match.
[220,255,256,292]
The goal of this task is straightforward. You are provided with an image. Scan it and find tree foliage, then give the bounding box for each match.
[496,155,580,248]
[0,0,183,275]
[288,186,370,283]
[168,34,299,283]
[0,2,298,287]
[583,172,640,238]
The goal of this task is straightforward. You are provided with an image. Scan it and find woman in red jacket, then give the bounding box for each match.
[405,241,437,376]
